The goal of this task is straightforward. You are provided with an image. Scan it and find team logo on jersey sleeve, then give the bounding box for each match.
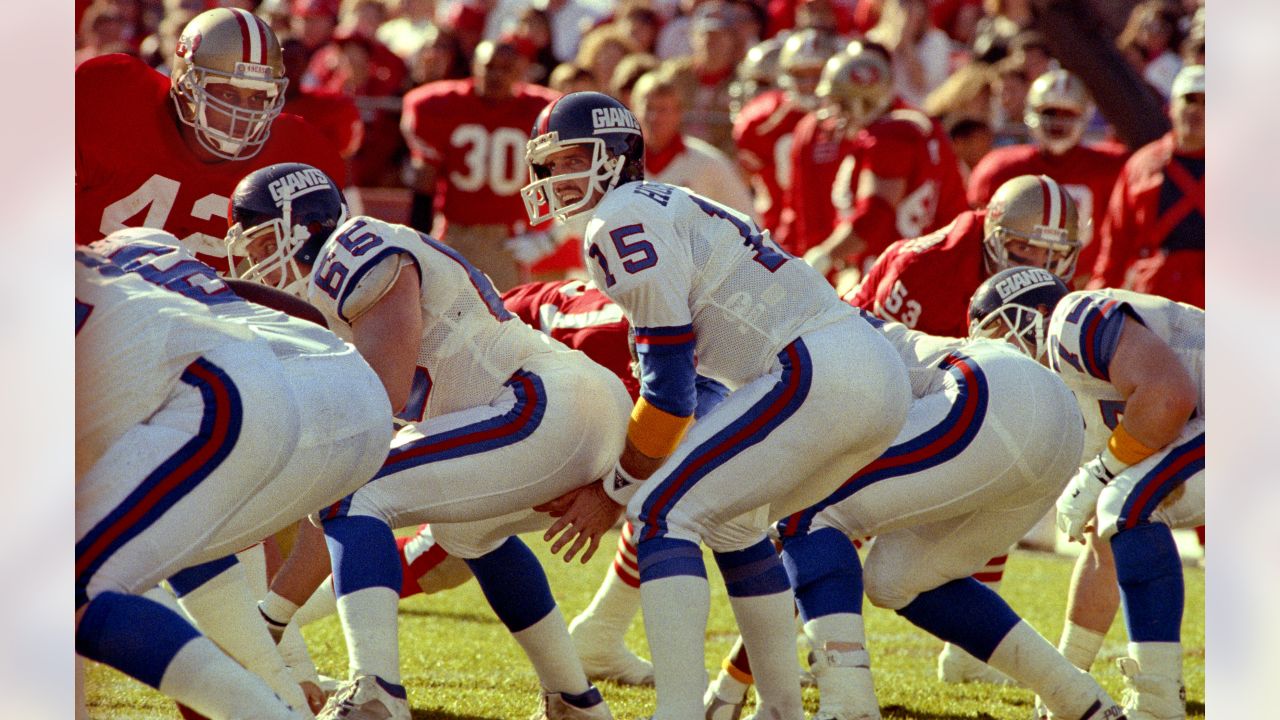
[591,107,641,135]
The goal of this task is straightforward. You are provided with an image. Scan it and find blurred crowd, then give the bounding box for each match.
[75,0,1206,306]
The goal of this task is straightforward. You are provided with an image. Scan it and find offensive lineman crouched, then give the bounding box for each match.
[522,92,912,720]
[971,267,1203,720]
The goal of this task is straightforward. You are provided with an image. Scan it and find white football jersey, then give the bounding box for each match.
[1047,289,1204,459]
[865,314,971,398]
[75,250,256,479]
[583,181,857,389]
[306,215,561,421]
[89,233,350,361]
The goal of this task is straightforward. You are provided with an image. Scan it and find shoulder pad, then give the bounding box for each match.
[342,253,411,323]
[884,108,934,136]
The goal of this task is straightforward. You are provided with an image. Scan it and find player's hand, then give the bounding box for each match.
[533,485,588,518]
[1056,455,1115,544]
[540,479,623,564]
[300,680,328,714]
[505,231,558,265]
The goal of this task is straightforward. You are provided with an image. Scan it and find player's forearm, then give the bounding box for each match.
[1116,381,1197,452]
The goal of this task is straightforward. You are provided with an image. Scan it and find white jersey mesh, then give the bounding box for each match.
[871,319,969,397]
[1048,288,1204,459]
[585,181,857,389]
[309,216,560,419]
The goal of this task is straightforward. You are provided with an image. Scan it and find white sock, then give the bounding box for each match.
[572,565,641,645]
[642,574,711,719]
[731,591,804,719]
[988,620,1100,718]
[293,576,338,628]
[804,614,876,719]
[511,606,591,695]
[1130,641,1183,680]
[278,621,320,685]
[237,543,270,598]
[1059,621,1107,671]
[708,664,751,702]
[157,635,299,720]
[260,590,302,630]
[336,586,401,684]
[176,561,309,711]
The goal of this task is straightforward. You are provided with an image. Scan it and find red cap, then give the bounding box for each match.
[293,0,339,19]
[445,2,487,34]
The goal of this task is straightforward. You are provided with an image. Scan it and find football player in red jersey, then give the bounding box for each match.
[848,174,1082,338]
[968,70,1130,287]
[75,8,347,270]
[802,42,968,281]
[734,30,843,246]
[280,36,363,160]
[400,38,559,291]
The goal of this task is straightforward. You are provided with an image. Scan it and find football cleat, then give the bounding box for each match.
[1117,657,1185,720]
[530,686,613,720]
[315,675,410,720]
[937,643,1019,686]
[568,616,655,686]
[703,686,748,720]
[807,643,882,720]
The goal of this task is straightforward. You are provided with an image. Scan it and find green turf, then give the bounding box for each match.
[84,532,1205,719]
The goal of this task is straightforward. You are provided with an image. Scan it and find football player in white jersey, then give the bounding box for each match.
[224,163,627,720]
[756,309,1127,720]
[76,246,391,720]
[520,91,913,720]
[970,267,1204,720]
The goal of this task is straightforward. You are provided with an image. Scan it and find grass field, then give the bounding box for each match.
[84,531,1205,720]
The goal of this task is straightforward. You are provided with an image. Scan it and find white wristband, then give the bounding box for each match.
[602,462,643,505]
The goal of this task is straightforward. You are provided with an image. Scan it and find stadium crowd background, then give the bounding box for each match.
[73,0,1205,307]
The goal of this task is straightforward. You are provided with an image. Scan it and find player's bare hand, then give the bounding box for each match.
[542,480,623,564]
[533,485,591,518]
[300,680,328,714]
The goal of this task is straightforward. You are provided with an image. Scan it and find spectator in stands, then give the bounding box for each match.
[1009,30,1055,84]
[76,2,133,65]
[574,24,642,96]
[292,0,340,67]
[672,0,748,155]
[946,116,994,182]
[545,62,594,94]
[407,24,467,86]
[340,0,390,40]
[138,6,198,74]
[990,54,1031,144]
[1116,0,1185,99]
[922,61,995,126]
[617,2,663,55]
[610,53,662,109]
[631,67,755,216]
[655,0,706,60]
[931,0,983,45]
[377,0,438,62]
[968,69,1129,287]
[281,36,364,161]
[867,0,954,108]
[443,0,488,57]
[1088,64,1204,308]
[512,7,559,85]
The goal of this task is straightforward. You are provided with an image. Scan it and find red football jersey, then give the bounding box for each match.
[501,279,638,402]
[732,89,809,241]
[76,55,347,271]
[845,209,988,338]
[785,111,852,256]
[967,143,1130,284]
[401,79,559,232]
[841,108,969,258]
[284,89,364,158]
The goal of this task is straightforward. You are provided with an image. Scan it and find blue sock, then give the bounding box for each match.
[780,527,863,622]
[76,592,201,689]
[896,578,1020,662]
[167,555,238,598]
[464,536,556,633]
[637,535,705,582]
[323,515,402,597]
[715,537,790,598]
[1111,523,1184,643]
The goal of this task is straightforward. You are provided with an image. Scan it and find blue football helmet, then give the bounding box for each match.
[225,162,347,294]
[967,266,1070,361]
[521,91,645,224]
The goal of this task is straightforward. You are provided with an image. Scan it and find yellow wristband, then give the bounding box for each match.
[1107,421,1160,467]
[723,656,754,685]
[627,398,693,459]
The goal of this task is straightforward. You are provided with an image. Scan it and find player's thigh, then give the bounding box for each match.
[1097,418,1205,540]
[201,350,393,559]
[629,318,910,548]
[76,345,298,606]
[346,354,629,528]
[788,343,1083,540]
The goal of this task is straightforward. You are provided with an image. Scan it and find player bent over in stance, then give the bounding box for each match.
[76,248,392,720]
[769,313,1126,720]
[970,267,1203,720]
[225,163,627,720]
[520,92,912,720]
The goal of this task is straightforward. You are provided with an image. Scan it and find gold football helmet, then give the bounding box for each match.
[983,174,1082,279]
[815,43,893,132]
[170,8,288,160]
[778,29,844,109]
[1024,69,1093,156]
[730,35,786,114]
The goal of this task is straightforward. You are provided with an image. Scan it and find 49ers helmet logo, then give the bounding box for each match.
[847,64,883,86]
[176,31,202,59]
